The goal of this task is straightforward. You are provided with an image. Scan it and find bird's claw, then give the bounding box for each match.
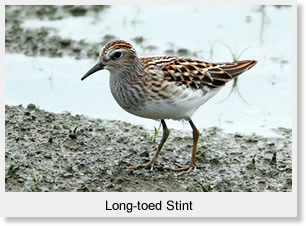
[128,162,161,170]
[128,162,199,174]
[166,163,198,173]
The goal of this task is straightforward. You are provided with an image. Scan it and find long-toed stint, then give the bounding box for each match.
[81,40,257,173]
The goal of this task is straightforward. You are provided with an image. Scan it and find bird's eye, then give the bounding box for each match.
[112,51,122,59]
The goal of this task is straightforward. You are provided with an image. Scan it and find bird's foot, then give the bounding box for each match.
[166,163,198,174]
[128,162,199,174]
[128,162,162,171]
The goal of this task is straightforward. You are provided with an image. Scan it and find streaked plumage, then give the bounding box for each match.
[82,40,257,172]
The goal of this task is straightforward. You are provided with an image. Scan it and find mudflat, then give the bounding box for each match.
[5,104,292,192]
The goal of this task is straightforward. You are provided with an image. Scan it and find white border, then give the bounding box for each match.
[1,0,298,219]
[1,192,297,217]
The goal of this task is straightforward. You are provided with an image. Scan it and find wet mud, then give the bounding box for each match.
[5,104,292,192]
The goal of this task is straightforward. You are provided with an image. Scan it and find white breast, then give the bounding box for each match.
[131,87,222,120]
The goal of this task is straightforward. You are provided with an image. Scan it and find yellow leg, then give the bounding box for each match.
[170,119,199,173]
[189,119,199,167]
[129,119,169,170]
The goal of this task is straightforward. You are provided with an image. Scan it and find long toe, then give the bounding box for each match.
[169,163,198,173]
[127,162,162,171]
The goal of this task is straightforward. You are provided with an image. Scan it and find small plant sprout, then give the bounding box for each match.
[64,124,79,139]
[31,166,39,186]
[151,122,161,143]
[35,105,41,112]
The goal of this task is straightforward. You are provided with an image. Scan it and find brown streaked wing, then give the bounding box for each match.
[141,57,257,90]
[194,60,257,88]
[215,60,258,78]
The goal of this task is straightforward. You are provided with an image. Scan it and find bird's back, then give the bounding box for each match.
[140,57,257,90]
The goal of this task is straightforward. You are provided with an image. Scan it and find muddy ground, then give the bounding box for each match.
[5,104,292,192]
[5,6,292,192]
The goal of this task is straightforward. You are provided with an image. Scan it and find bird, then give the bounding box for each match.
[81,40,257,173]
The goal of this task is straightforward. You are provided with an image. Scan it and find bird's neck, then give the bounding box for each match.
[110,58,144,80]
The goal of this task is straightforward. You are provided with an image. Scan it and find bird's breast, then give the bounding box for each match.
[109,75,222,120]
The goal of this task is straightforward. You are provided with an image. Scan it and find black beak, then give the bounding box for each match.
[81,62,105,81]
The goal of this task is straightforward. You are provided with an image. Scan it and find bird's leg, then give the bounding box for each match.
[171,119,199,173]
[128,119,170,170]
[189,119,199,167]
[146,119,170,167]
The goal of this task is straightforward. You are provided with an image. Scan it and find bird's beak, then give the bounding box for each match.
[81,62,105,81]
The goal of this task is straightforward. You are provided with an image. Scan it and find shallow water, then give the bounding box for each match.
[5,5,293,136]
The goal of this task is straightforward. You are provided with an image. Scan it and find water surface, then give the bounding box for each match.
[5,5,293,136]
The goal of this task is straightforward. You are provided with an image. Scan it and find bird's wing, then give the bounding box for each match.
[140,57,257,90]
